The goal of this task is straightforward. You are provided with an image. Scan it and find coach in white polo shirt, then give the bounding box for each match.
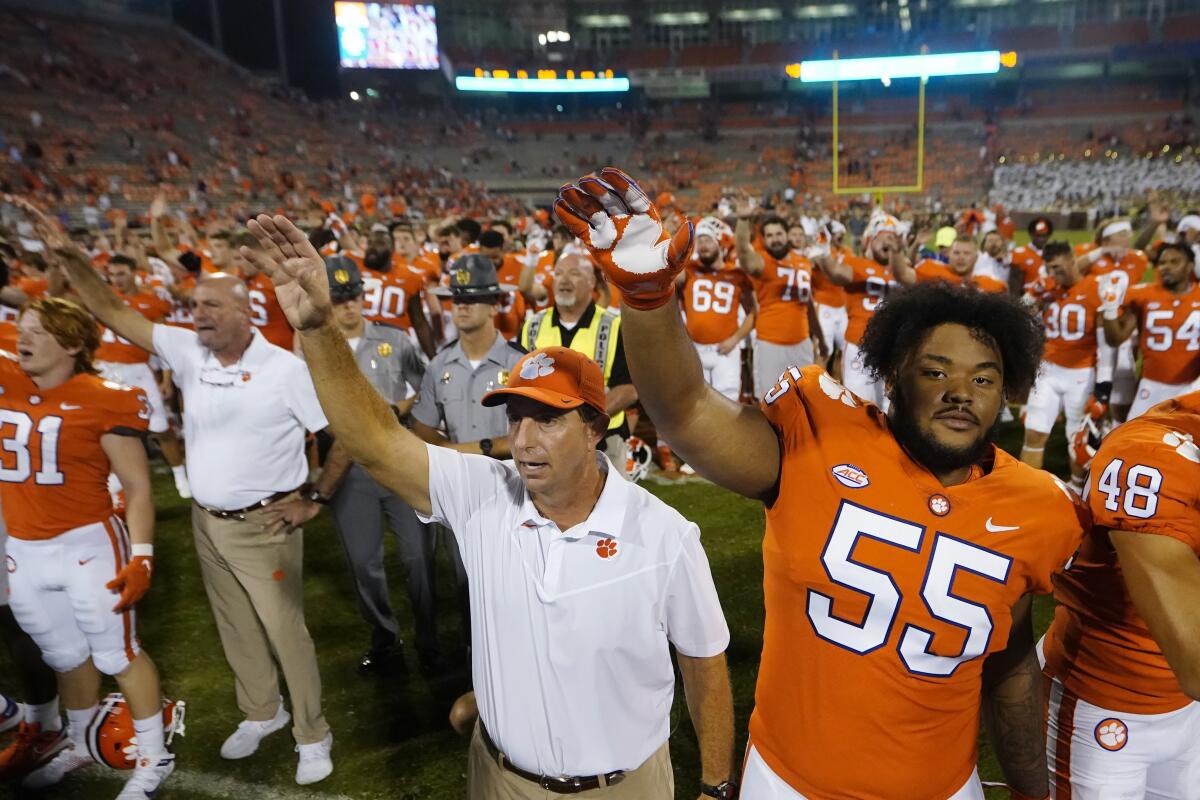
[242,213,737,800]
[56,259,334,787]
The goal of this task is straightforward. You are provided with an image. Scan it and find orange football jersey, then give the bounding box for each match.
[0,322,16,352]
[1075,243,1151,285]
[681,263,752,345]
[1043,391,1200,713]
[1041,274,1104,369]
[915,260,1008,294]
[161,273,196,329]
[494,254,532,342]
[752,366,1087,799]
[531,249,556,310]
[1010,244,1045,291]
[1121,280,1200,385]
[359,257,426,332]
[843,253,900,346]
[96,292,171,364]
[752,247,813,346]
[810,247,847,308]
[0,353,150,540]
[245,272,294,350]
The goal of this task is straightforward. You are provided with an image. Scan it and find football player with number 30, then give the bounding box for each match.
[555,168,1089,800]
[0,297,174,799]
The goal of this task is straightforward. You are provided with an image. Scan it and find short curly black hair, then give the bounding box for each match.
[858,282,1044,399]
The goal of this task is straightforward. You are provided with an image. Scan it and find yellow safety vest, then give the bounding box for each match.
[521,305,624,431]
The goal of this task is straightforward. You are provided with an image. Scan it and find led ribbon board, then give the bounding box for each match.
[796,50,1010,83]
[455,76,630,93]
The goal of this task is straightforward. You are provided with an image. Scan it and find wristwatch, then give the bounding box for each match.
[305,488,330,505]
[700,781,736,799]
[479,438,493,457]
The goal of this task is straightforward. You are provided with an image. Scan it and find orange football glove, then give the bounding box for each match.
[554,167,694,310]
[107,555,153,612]
[1070,394,1112,472]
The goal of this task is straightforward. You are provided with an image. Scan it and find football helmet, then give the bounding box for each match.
[625,436,652,483]
[85,693,186,770]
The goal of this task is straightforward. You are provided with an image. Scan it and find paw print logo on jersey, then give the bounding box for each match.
[1095,718,1128,751]
[1163,430,1200,464]
[595,538,618,559]
[928,494,951,516]
[520,353,556,380]
[818,372,858,408]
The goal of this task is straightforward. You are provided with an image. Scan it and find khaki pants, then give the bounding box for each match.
[191,499,329,744]
[468,724,673,800]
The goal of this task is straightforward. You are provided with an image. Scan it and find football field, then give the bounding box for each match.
[0,417,1069,799]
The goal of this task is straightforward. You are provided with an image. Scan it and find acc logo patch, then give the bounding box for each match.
[928,494,951,516]
[1095,718,1128,751]
[376,342,393,357]
[831,464,869,489]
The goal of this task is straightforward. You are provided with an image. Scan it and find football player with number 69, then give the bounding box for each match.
[0,297,175,799]
[555,168,1089,800]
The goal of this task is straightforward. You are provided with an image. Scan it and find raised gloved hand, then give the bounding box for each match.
[1098,272,1128,321]
[554,168,694,310]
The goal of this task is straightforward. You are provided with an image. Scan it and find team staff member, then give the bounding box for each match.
[1100,243,1200,418]
[240,209,736,800]
[0,297,175,799]
[268,257,440,676]
[915,236,1009,293]
[556,167,1087,800]
[520,254,638,475]
[56,254,334,787]
[1041,391,1200,797]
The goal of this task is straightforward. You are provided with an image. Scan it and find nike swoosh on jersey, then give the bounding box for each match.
[985,518,1020,533]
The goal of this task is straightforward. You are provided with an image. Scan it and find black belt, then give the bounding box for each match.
[197,489,298,521]
[479,723,625,794]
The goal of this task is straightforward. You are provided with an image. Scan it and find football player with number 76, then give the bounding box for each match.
[554,168,1090,800]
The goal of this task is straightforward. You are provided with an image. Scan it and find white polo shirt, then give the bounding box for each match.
[152,325,327,510]
[418,444,729,778]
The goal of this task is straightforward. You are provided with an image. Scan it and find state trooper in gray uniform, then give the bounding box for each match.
[410,254,525,653]
[277,256,439,676]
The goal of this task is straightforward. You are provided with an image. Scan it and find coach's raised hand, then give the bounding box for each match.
[555,167,694,310]
[244,214,331,330]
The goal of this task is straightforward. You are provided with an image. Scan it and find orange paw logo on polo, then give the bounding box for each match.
[595,538,618,559]
[1095,718,1128,751]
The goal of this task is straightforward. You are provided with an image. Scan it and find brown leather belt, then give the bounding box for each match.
[197,489,298,521]
[479,723,625,794]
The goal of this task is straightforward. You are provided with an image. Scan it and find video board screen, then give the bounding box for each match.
[336,2,439,70]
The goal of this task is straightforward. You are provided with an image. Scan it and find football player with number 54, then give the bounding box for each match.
[0,297,174,799]
[555,168,1089,800]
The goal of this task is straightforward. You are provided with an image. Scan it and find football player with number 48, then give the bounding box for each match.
[0,297,174,799]
[555,168,1089,800]
[1040,390,1200,798]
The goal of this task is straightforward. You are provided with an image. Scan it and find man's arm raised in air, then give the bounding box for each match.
[9,195,154,352]
[555,168,781,500]
[242,214,432,516]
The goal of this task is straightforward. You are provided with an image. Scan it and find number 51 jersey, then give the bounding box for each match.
[0,352,150,540]
[751,366,1088,800]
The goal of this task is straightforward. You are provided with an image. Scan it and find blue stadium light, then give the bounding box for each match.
[797,50,1010,83]
[455,76,630,93]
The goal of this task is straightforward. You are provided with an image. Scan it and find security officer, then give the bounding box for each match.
[519,254,638,476]
[267,257,438,676]
[410,253,524,657]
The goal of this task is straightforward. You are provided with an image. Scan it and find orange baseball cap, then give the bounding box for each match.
[482,346,607,414]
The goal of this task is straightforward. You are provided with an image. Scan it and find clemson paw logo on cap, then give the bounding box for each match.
[1094,718,1128,751]
[595,538,618,559]
[520,353,556,380]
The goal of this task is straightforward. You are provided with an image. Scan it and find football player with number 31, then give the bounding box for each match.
[0,296,174,799]
[1040,389,1200,797]
[555,167,1089,800]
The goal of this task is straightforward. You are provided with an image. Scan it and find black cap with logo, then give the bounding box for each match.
[431,253,516,300]
[324,255,364,303]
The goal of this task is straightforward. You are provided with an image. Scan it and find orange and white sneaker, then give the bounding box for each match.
[0,722,69,780]
[20,741,93,788]
[116,752,175,800]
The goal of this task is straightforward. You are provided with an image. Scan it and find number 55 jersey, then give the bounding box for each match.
[752,366,1088,800]
[0,352,150,540]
